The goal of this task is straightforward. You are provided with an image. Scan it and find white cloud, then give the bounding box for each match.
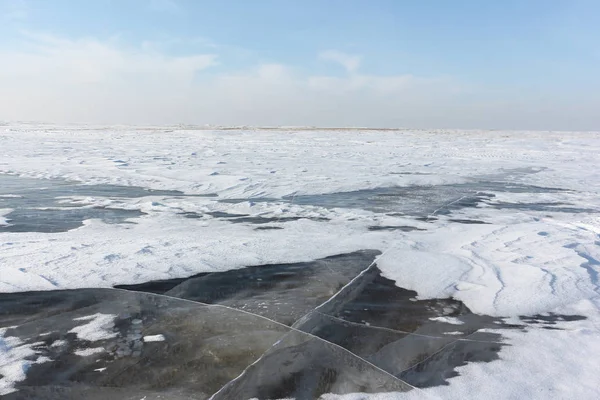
[0,35,451,126]
[0,33,598,130]
[7,32,217,84]
[319,50,362,73]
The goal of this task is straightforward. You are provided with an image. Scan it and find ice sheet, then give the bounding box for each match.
[0,288,294,399]
[1,124,600,399]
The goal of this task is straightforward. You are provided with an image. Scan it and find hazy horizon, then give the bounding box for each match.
[1,0,599,131]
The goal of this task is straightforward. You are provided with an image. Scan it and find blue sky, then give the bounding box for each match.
[1,0,598,129]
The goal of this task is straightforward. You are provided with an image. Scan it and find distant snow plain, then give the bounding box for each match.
[1,123,599,399]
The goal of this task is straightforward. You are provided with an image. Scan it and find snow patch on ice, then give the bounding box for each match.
[0,209,12,226]
[68,313,117,342]
[74,347,105,356]
[428,316,464,325]
[143,334,165,342]
[0,327,51,395]
[50,339,67,348]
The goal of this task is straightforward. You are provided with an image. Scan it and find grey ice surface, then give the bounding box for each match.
[0,174,182,232]
[2,170,593,234]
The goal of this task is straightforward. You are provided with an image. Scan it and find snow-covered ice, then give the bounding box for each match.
[1,123,599,399]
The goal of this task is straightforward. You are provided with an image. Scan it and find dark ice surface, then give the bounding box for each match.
[1,252,587,399]
[294,264,514,388]
[0,208,146,233]
[447,219,490,224]
[283,181,574,216]
[216,176,595,223]
[0,174,184,201]
[180,210,329,225]
[519,313,587,325]
[368,225,426,231]
[120,251,380,325]
[0,289,290,400]
[119,252,515,391]
[211,331,412,400]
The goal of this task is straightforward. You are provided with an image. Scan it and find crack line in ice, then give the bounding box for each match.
[315,311,505,345]
[312,247,398,313]
[206,328,430,400]
[273,190,298,225]
[10,181,476,396]
[394,328,501,377]
[201,187,447,397]
[108,288,425,396]
[0,180,528,396]
[425,195,469,222]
